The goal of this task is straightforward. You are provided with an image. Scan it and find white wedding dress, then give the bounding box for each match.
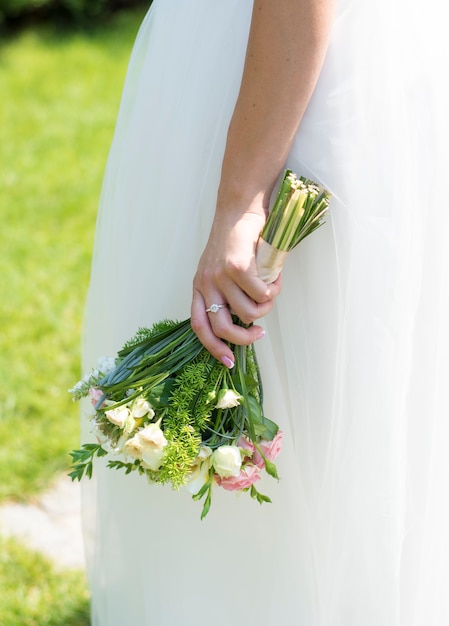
[81,1,449,624]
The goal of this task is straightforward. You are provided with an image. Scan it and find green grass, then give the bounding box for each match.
[0,536,90,626]
[0,9,147,623]
[0,8,146,501]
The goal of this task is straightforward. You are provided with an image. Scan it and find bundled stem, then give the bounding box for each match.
[261,169,330,251]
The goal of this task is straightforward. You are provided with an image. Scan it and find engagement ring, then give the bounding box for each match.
[206,303,227,313]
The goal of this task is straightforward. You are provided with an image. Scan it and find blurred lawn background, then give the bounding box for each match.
[0,6,147,623]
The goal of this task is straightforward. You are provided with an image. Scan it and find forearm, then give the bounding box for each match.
[217,0,335,213]
[192,0,335,359]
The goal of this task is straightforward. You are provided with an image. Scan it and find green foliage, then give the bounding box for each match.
[191,468,214,520]
[69,443,108,480]
[0,7,147,502]
[155,426,202,489]
[167,351,220,432]
[0,0,39,21]
[0,0,150,26]
[249,484,272,505]
[0,10,146,625]
[120,320,181,352]
[108,458,141,474]
[154,352,222,488]
[0,536,90,626]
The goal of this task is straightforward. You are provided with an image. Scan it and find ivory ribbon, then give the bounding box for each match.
[255,238,289,284]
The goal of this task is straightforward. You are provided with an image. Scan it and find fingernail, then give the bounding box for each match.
[256,329,266,340]
[221,356,235,369]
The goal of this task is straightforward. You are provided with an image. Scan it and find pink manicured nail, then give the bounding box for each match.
[221,356,235,369]
[256,329,266,340]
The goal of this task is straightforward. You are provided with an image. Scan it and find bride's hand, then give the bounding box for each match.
[191,203,281,367]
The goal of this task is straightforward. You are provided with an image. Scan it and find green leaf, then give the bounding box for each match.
[232,372,258,394]
[68,443,106,482]
[67,466,84,482]
[244,395,278,440]
[148,378,175,407]
[245,395,262,421]
[200,487,212,520]
[107,460,137,474]
[250,484,272,505]
[86,461,94,479]
[253,423,268,437]
[191,480,211,501]
[258,417,279,441]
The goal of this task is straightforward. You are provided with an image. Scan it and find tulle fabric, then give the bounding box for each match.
[81,0,449,624]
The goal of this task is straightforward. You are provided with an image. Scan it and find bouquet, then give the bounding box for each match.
[69,170,330,518]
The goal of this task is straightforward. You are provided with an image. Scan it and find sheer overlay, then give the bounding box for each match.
[81,1,449,624]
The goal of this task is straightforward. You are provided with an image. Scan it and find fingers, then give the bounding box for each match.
[224,258,282,309]
[221,272,282,324]
[196,258,282,325]
[191,289,267,367]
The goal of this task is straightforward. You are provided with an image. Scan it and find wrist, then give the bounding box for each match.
[215,177,273,221]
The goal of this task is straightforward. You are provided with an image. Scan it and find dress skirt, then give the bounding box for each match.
[81,1,449,624]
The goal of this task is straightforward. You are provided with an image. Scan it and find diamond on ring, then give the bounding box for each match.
[206,303,226,313]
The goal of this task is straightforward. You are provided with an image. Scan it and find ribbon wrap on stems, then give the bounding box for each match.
[256,238,289,284]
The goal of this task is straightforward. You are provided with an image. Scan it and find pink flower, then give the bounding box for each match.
[88,387,105,408]
[237,436,255,456]
[253,431,284,468]
[216,464,261,491]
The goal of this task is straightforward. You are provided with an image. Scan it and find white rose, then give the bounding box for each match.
[124,419,168,471]
[215,389,242,410]
[105,406,136,433]
[197,446,213,462]
[105,406,131,429]
[211,445,242,478]
[186,446,212,494]
[123,434,143,459]
[138,420,167,448]
[141,448,165,471]
[131,398,155,419]
[111,433,128,454]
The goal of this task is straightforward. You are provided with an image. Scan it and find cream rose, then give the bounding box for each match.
[186,446,213,495]
[215,389,242,410]
[105,406,131,429]
[131,398,155,419]
[123,436,143,459]
[124,419,167,471]
[211,445,242,478]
